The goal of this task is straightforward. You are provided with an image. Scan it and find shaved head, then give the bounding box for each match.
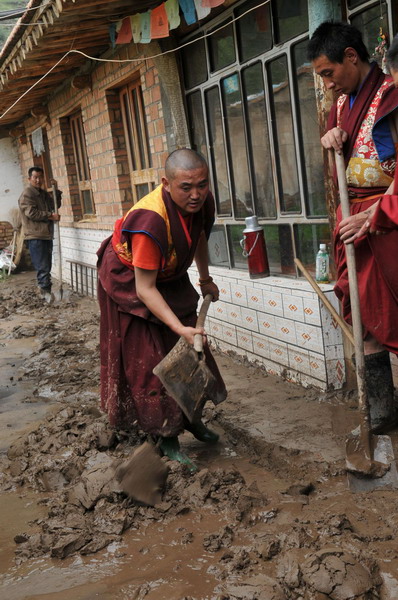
[165,148,208,180]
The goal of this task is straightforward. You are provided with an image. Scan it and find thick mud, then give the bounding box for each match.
[1,272,398,599]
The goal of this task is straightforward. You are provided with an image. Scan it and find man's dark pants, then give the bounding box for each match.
[27,239,53,292]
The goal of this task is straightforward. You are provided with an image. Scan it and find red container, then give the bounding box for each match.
[240,216,270,279]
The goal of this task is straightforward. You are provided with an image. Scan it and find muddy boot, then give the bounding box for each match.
[365,350,396,433]
[159,436,197,472]
[184,418,219,443]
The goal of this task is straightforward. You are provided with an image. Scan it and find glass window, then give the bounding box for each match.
[348,0,366,8]
[293,40,327,217]
[205,86,232,215]
[274,0,308,43]
[182,37,207,89]
[264,224,295,275]
[294,223,331,276]
[222,73,252,219]
[186,91,208,163]
[351,3,388,67]
[268,56,301,213]
[228,224,247,270]
[69,112,94,216]
[236,0,272,63]
[208,225,230,267]
[208,20,236,72]
[242,62,276,218]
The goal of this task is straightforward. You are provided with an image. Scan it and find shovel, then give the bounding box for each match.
[115,438,169,506]
[335,150,398,490]
[153,293,225,423]
[52,182,64,301]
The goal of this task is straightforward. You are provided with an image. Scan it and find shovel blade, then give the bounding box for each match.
[347,434,398,492]
[153,337,221,423]
[115,442,169,506]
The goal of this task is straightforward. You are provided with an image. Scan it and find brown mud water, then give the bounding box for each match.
[1,272,398,599]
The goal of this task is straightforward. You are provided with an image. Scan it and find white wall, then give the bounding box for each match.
[0,137,24,222]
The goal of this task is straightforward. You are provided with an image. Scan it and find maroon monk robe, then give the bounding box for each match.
[97,188,226,436]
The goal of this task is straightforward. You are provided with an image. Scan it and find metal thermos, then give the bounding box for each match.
[240,216,270,279]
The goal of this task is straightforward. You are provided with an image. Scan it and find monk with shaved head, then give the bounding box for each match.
[97,148,226,469]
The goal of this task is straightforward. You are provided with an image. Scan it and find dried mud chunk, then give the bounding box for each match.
[219,574,285,599]
[301,548,380,599]
[80,535,117,555]
[203,525,234,552]
[7,436,27,459]
[69,453,120,509]
[50,533,89,558]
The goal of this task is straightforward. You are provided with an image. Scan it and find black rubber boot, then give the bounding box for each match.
[183,418,219,443]
[364,350,396,432]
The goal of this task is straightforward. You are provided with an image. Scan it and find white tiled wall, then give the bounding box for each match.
[192,265,346,391]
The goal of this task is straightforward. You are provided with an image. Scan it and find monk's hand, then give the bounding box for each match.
[179,326,206,346]
[339,207,377,243]
[198,276,219,301]
[321,127,348,154]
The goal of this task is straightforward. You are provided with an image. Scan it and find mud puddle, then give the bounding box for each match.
[1,272,398,599]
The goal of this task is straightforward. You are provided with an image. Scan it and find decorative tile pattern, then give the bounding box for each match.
[326,358,345,389]
[309,351,327,380]
[236,327,254,352]
[274,315,297,345]
[246,287,265,312]
[240,307,259,332]
[288,347,311,376]
[222,323,237,346]
[302,297,321,326]
[257,312,276,338]
[262,290,284,316]
[282,295,304,322]
[218,280,232,303]
[226,304,243,327]
[295,322,324,353]
[252,332,270,359]
[268,339,289,367]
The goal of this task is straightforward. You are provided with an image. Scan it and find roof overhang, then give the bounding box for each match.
[0,0,161,128]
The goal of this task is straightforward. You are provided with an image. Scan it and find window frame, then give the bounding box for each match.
[69,111,94,217]
[119,78,155,204]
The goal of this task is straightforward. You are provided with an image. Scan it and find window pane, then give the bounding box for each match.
[228,224,248,270]
[294,40,327,217]
[208,21,236,72]
[182,37,207,89]
[222,73,252,219]
[242,62,276,218]
[236,0,272,63]
[351,3,388,66]
[205,87,232,215]
[122,92,137,171]
[269,56,300,213]
[348,0,366,8]
[274,0,308,43]
[186,91,208,163]
[131,87,149,169]
[263,224,294,275]
[82,190,94,215]
[294,223,331,276]
[136,183,149,199]
[208,225,230,267]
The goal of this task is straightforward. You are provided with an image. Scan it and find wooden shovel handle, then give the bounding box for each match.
[194,294,213,352]
[294,258,355,346]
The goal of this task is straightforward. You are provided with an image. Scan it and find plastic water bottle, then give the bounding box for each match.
[315,243,329,283]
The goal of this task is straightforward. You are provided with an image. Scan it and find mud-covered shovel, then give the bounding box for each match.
[115,438,169,506]
[335,151,398,491]
[153,294,226,423]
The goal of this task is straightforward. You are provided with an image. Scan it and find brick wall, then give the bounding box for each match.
[17,41,176,232]
[0,221,12,249]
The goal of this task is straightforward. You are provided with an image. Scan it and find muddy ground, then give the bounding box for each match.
[1,271,398,600]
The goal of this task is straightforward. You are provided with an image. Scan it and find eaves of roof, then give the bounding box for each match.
[0,0,161,128]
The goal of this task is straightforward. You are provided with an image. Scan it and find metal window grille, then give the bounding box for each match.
[67,260,97,298]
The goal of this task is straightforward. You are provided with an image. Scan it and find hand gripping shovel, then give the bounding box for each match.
[153,293,225,423]
[335,151,398,491]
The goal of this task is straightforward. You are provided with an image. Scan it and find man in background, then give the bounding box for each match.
[18,166,61,303]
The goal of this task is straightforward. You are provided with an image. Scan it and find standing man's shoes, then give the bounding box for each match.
[184,419,219,443]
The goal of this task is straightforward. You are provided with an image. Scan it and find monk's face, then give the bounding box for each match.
[313,50,363,95]
[162,167,209,216]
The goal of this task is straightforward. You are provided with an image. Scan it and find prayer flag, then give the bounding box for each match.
[201,0,225,7]
[140,11,152,44]
[131,14,141,43]
[116,16,132,44]
[193,0,210,19]
[178,0,197,26]
[151,3,169,39]
[165,0,180,30]
[109,23,117,48]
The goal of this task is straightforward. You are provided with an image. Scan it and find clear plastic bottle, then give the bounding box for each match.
[315,243,329,283]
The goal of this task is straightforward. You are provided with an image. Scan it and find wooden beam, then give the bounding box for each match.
[31,105,50,119]
[9,126,25,138]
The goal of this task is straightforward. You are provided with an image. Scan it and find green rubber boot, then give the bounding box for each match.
[184,419,219,443]
[159,437,197,472]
